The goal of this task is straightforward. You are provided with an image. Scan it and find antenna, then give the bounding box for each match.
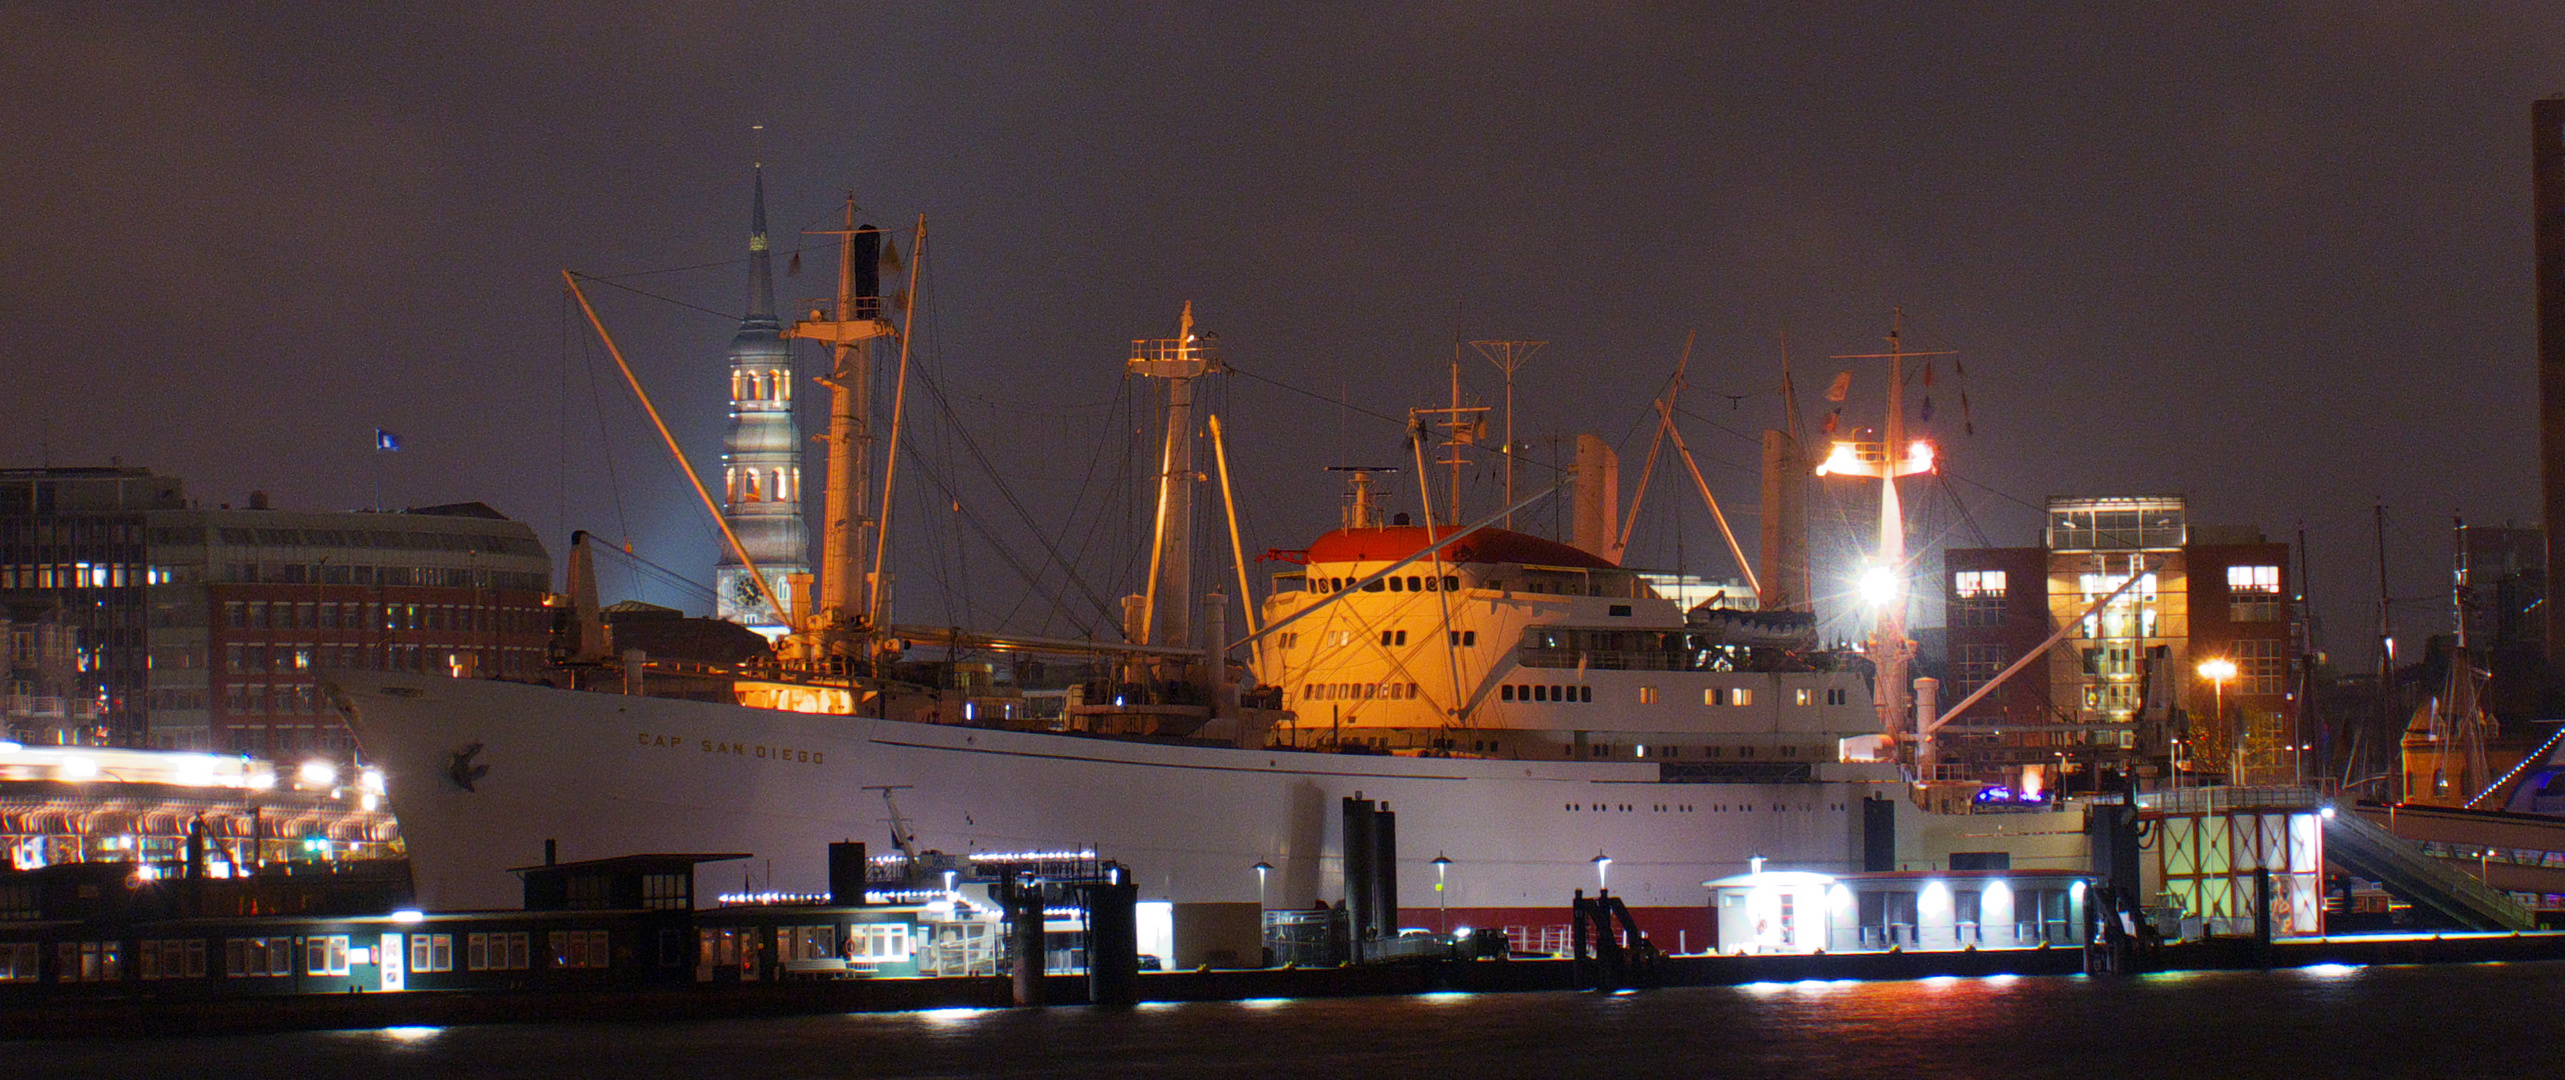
[1471,340,1546,528]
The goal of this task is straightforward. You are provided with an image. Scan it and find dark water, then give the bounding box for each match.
[13,962,2559,1079]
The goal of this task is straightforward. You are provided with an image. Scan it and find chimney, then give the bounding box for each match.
[1571,434,1621,563]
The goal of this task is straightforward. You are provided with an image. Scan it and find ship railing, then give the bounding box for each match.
[1263,907,1346,966]
[2134,785,2322,815]
[1516,648,1684,671]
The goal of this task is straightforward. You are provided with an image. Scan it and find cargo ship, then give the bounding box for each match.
[334,191,1926,945]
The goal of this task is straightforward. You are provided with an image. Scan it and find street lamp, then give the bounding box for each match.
[1431,854,1452,934]
[1252,860,1272,909]
[2198,657,2237,783]
[1591,853,1612,892]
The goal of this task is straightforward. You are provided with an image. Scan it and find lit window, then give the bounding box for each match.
[1639,686,1658,705]
[1953,570,2006,598]
[2228,565,2281,594]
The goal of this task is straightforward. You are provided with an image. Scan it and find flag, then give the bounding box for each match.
[1921,396,1935,421]
[1825,372,1852,403]
[1955,359,1967,377]
[1960,391,1975,435]
[1923,361,1936,387]
[788,250,801,276]
[375,429,402,452]
[1822,409,1840,436]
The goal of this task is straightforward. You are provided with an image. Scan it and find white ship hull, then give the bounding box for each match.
[336,671,1900,940]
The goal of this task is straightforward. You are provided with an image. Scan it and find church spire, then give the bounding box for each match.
[745,165,778,329]
[717,162,808,633]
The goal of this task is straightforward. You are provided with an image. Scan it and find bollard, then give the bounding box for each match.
[1083,879,1140,1008]
[1010,878,1046,1007]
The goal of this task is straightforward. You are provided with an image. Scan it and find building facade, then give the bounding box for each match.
[1937,496,2296,792]
[714,167,809,634]
[0,469,179,746]
[0,469,553,757]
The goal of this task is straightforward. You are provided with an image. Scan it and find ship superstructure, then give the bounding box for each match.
[1251,474,1869,765]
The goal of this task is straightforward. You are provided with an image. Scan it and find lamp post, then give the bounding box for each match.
[1431,854,1452,934]
[1252,860,1271,910]
[1592,853,1612,892]
[2198,657,2237,784]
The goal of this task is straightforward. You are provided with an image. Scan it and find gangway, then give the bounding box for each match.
[2324,808,2536,932]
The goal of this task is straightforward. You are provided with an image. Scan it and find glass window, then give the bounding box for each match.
[2226,565,2281,594]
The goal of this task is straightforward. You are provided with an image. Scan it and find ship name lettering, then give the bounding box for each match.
[659,736,819,765]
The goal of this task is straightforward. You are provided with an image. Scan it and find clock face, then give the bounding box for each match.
[732,575,767,612]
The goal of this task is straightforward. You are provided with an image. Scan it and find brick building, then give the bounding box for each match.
[1936,496,2297,792]
[0,469,553,757]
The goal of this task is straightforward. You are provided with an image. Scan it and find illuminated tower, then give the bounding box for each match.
[715,166,809,633]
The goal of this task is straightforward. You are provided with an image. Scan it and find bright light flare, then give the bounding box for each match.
[1858,565,1900,607]
[2197,658,2237,682]
[298,761,339,788]
[57,756,98,780]
[1815,442,1860,477]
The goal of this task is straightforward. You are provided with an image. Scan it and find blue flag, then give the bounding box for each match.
[375,429,402,452]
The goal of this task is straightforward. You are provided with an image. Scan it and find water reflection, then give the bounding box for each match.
[12,961,2565,1080]
[371,1026,440,1044]
[911,1007,994,1028]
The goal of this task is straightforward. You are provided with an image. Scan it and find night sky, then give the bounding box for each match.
[5,4,2561,661]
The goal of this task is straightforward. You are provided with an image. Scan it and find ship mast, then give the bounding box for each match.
[1824,310,1949,751]
[1131,303,1219,660]
[784,196,895,656]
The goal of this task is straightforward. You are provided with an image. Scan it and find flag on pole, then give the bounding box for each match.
[1921,396,1935,422]
[1824,372,1852,403]
[375,429,402,452]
